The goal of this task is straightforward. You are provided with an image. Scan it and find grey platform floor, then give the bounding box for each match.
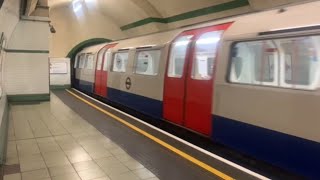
[5,93,159,180]
[4,90,261,180]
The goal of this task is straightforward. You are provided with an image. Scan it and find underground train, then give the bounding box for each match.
[72,2,320,179]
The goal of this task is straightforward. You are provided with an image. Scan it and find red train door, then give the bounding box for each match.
[163,23,232,136]
[163,31,194,125]
[94,44,116,97]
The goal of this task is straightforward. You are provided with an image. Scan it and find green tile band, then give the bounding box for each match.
[0,96,8,164]
[7,93,50,102]
[121,17,167,31]
[120,0,250,30]
[4,49,49,53]
[50,85,71,90]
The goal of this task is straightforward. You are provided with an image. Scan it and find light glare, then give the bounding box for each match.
[196,37,220,45]
[73,0,82,12]
[175,40,190,46]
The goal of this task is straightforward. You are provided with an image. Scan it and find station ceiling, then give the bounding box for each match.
[43,0,312,57]
[47,0,310,32]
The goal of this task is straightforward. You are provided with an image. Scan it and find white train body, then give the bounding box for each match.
[73,2,320,178]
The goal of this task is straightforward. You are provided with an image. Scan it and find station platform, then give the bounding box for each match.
[2,90,269,180]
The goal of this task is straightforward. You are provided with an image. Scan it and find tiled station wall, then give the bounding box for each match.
[4,20,50,98]
[1,0,50,100]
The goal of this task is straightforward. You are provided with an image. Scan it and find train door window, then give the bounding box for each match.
[85,54,95,69]
[135,50,161,75]
[79,54,86,69]
[191,31,222,80]
[278,36,320,90]
[103,51,111,71]
[112,52,129,72]
[229,40,278,86]
[96,49,106,70]
[74,55,80,68]
[168,35,193,78]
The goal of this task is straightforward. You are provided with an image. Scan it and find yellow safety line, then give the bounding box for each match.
[66,89,234,180]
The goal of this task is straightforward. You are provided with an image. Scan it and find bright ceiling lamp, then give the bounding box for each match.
[72,0,82,12]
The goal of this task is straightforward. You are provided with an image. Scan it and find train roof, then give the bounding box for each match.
[222,1,320,40]
[110,29,181,51]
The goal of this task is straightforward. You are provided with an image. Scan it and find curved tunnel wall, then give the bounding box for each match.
[49,1,125,58]
[66,38,112,59]
[67,38,112,86]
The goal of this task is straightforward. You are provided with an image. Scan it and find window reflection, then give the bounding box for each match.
[229,36,320,90]
[191,31,222,80]
[112,52,128,72]
[135,50,161,76]
[168,35,193,78]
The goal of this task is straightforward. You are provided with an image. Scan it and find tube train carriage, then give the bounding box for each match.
[72,2,320,179]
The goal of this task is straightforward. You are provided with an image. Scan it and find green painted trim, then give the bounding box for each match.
[0,97,8,164]
[66,38,112,59]
[8,94,50,102]
[50,85,71,90]
[4,49,49,54]
[37,5,50,9]
[67,38,111,88]
[121,17,166,31]
[20,18,50,23]
[166,0,249,23]
[120,0,249,30]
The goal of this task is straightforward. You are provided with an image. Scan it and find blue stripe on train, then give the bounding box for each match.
[73,79,80,89]
[107,87,162,119]
[212,115,320,179]
[75,79,94,93]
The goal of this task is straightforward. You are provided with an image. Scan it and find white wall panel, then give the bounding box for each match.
[50,58,71,86]
[4,53,49,95]
[8,21,49,50]
[4,20,50,95]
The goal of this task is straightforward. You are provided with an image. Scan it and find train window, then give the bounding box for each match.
[191,31,222,80]
[278,36,320,90]
[135,50,161,75]
[112,52,128,72]
[168,35,193,78]
[79,54,86,69]
[229,40,278,86]
[85,54,95,70]
[229,35,320,90]
[103,51,111,71]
